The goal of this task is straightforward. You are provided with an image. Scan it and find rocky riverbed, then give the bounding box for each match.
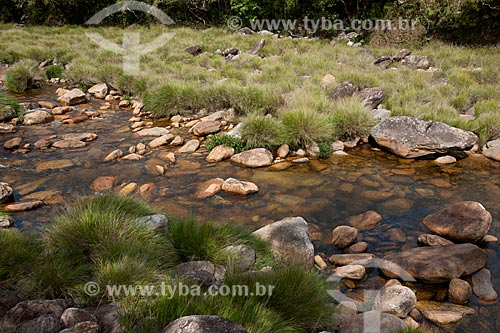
[1,83,500,332]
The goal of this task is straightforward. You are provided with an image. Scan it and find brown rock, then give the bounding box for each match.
[62,133,97,142]
[58,88,88,106]
[177,139,200,153]
[328,81,357,100]
[345,241,368,254]
[222,178,259,195]
[335,264,366,280]
[149,134,174,148]
[52,106,73,115]
[35,159,74,172]
[104,149,124,162]
[381,244,488,283]
[415,300,475,325]
[24,110,54,125]
[4,201,44,212]
[329,253,375,266]
[230,148,273,168]
[195,178,224,199]
[268,162,292,171]
[53,140,87,149]
[192,120,221,136]
[331,225,358,249]
[163,315,247,333]
[417,234,454,247]
[4,137,22,150]
[348,211,382,230]
[482,146,500,161]
[88,83,108,99]
[91,176,116,192]
[393,49,411,61]
[38,101,57,109]
[206,145,235,162]
[449,279,472,304]
[471,268,498,302]
[422,201,492,243]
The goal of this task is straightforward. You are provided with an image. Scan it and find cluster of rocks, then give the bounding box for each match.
[374,48,432,71]
[183,37,267,61]
[319,201,498,331]
[0,295,123,333]
[0,182,46,222]
[196,178,259,198]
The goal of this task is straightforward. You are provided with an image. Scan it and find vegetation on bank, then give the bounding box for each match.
[0,194,334,332]
[1,25,499,148]
[0,92,22,119]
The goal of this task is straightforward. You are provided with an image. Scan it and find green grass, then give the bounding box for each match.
[328,97,377,141]
[204,133,246,153]
[241,113,284,150]
[1,25,498,142]
[281,108,333,148]
[5,59,43,92]
[122,266,334,333]
[0,231,41,285]
[44,64,63,79]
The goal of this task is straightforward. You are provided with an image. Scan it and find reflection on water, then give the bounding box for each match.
[1,86,500,332]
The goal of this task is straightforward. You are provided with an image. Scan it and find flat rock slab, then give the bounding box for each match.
[52,140,87,149]
[422,201,492,243]
[58,88,88,106]
[135,127,170,137]
[415,300,475,326]
[177,139,200,153]
[381,243,487,283]
[370,116,478,158]
[4,201,44,212]
[62,133,97,142]
[192,120,221,136]
[483,146,500,161]
[35,159,74,172]
[24,110,54,125]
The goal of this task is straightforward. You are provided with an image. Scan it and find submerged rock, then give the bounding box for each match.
[422,201,492,243]
[370,116,478,158]
[331,225,358,249]
[381,243,487,283]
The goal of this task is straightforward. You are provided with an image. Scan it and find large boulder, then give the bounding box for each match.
[24,110,54,125]
[88,83,108,99]
[370,116,478,158]
[253,217,314,268]
[58,88,88,106]
[192,121,222,136]
[422,201,492,243]
[230,148,273,168]
[163,315,247,333]
[381,244,488,283]
[339,310,407,333]
[374,284,417,318]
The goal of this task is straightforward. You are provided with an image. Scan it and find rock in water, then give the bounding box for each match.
[230,148,273,168]
[253,216,314,268]
[374,284,417,318]
[422,201,492,243]
[163,315,248,333]
[0,182,14,203]
[381,244,488,283]
[58,88,88,106]
[370,116,478,158]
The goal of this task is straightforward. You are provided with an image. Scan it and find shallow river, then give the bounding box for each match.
[1,85,500,332]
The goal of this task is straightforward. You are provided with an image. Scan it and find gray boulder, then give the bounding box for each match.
[253,217,314,268]
[163,315,247,333]
[370,116,478,158]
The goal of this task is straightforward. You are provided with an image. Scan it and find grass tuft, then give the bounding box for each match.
[281,108,333,149]
[5,59,43,92]
[44,64,63,79]
[327,97,377,140]
[241,113,284,150]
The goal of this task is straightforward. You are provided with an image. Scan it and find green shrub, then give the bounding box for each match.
[471,111,500,145]
[5,59,43,92]
[241,113,284,150]
[204,133,246,153]
[280,108,333,148]
[318,140,333,159]
[0,92,22,120]
[327,97,377,140]
[45,64,63,79]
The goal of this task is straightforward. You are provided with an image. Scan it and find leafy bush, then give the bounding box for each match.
[317,140,333,158]
[204,133,246,153]
[280,108,333,148]
[45,64,63,79]
[5,60,43,92]
[327,97,376,140]
[241,113,284,150]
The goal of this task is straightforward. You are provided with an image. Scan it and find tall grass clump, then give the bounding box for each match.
[5,59,43,92]
[204,133,246,153]
[280,108,333,148]
[167,218,274,268]
[327,97,377,140]
[241,113,284,150]
[0,231,41,286]
[29,194,168,303]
